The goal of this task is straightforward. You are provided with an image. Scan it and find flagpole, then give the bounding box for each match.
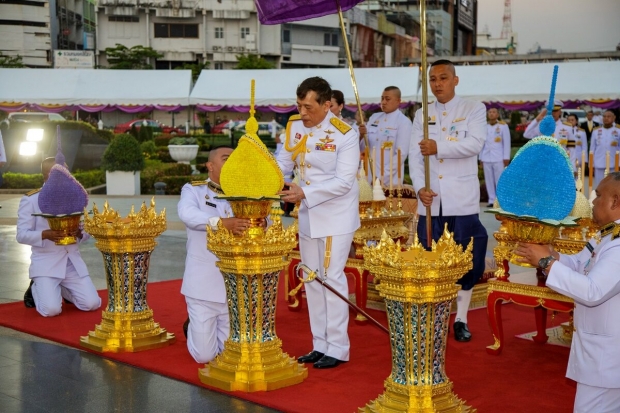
[420,0,432,248]
[335,0,374,182]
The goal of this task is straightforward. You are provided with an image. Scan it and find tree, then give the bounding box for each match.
[174,61,210,82]
[234,54,274,69]
[104,44,163,69]
[0,52,25,68]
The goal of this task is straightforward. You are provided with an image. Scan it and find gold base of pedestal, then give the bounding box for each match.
[360,382,476,413]
[80,309,175,353]
[199,340,307,392]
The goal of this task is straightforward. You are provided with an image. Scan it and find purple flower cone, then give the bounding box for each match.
[38,164,88,215]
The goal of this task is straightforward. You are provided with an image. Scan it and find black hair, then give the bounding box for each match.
[331,89,344,106]
[384,86,401,99]
[297,77,332,105]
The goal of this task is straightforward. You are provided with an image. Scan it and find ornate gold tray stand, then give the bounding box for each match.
[81,200,175,352]
[199,200,307,391]
[360,227,475,412]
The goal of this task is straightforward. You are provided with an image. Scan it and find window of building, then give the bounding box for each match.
[283,29,290,43]
[154,23,199,38]
[324,33,338,46]
[108,16,139,22]
[214,62,223,70]
[215,27,224,39]
[241,27,250,39]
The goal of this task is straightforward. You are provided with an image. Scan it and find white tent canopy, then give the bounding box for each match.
[189,67,420,107]
[0,69,192,106]
[190,61,620,108]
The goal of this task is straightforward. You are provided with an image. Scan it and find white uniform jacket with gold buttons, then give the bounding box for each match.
[568,126,588,171]
[16,190,90,280]
[409,96,487,216]
[590,125,620,170]
[178,180,232,303]
[546,220,620,388]
[479,121,511,163]
[277,111,360,239]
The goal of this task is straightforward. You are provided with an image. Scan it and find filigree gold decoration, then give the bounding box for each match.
[45,214,82,245]
[199,201,306,391]
[352,214,411,259]
[502,217,559,245]
[360,224,475,412]
[80,198,174,352]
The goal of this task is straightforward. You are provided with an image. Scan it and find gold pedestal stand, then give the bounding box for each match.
[199,200,307,392]
[360,227,475,413]
[80,200,175,352]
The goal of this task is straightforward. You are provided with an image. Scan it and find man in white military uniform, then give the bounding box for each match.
[590,110,620,189]
[278,77,360,369]
[515,172,620,413]
[16,157,101,317]
[409,59,488,342]
[524,100,574,150]
[178,146,253,364]
[480,108,511,207]
[358,86,412,186]
[566,113,589,177]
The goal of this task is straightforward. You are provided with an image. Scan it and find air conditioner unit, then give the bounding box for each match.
[227,46,234,52]
[212,46,220,51]
[238,46,245,52]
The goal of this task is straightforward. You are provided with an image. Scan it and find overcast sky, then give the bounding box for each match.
[477,0,620,54]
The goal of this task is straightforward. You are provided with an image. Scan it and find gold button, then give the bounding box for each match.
[306,149,311,153]
[305,180,310,185]
[438,175,443,179]
[307,163,311,168]
[442,111,447,116]
[442,127,446,131]
[439,159,444,163]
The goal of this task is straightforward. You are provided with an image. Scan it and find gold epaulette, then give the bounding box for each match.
[562,122,572,126]
[498,120,507,125]
[287,114,302,123]
[25,188,41,196]
[330,117,351,134]
[616,124,620,128]
[599,222,619,239]
[577,127,585,131]
[191,180,208,186]
[593,126,602,130]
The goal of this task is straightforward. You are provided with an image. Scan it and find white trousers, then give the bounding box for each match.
[483,161,504,204]
[31,260,100,317]
[185,296,229,364]
[594,168,607,191]
[574,383,620,413]
[299,232,354,361]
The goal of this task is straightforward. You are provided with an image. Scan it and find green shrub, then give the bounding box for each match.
[73,170,105,188]
[101,133,145,172]
[161,175,208,195]
[97,129,115,142]
[155,148,175,163]
[154,134,173,147]
[140,140,157,156]
[1,172,44,189]
[139,161,194,194]
[129,124,138,139]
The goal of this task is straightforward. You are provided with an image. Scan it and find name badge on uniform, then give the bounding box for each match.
[315,143,336,152]
[495,126,501,133]
[206,201,217,208]
[371,120,380,127]
[428,115,436,125]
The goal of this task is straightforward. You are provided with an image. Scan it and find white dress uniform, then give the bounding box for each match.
[178,179,232,363]
[568,126,588,173]
[546,220,620,413]
[362,109,412,186]
[479,120,511,204]
[590,125,620,189]
[16,190,100,317]
[277,111,360,361]
[0,130,6,163]
[524,118,574,151]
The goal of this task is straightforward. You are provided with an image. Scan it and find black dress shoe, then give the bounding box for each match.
[183,317,190,338]
[453,321,472,342]
[486,203,494,208]
[24,280,35,309]
[313,355,344,369]
[297,350,324,363]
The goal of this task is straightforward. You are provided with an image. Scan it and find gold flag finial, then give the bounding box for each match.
[246,79,259,136]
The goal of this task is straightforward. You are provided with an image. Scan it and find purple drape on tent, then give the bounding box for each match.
[255,0,363,25]
[0,104,186,113]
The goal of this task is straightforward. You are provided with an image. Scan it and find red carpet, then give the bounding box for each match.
[0,278,574,413]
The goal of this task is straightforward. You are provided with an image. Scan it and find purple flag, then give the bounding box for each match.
[255,0,364,25]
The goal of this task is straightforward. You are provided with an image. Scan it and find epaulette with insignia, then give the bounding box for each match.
[599,222,619,239]
[330,117,351,134]
[25,188,41,196]
[191,180,208,186]
[562,122,572,126]
[498,120,507,125]
[288,114,302,123]
[577,127,585,131]
[593,126,602,130]
[613,226,620,241]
